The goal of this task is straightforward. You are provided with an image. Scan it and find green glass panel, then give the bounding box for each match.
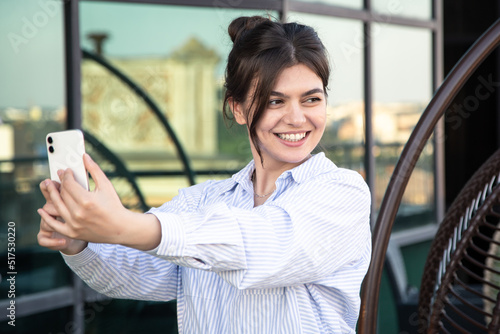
[80,2,275,207]
[373,0,432,20]
[0,0,70,299]
[372,24,435,228]
[294,0,363,9]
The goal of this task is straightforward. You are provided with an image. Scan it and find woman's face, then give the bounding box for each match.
[234,63,327,170]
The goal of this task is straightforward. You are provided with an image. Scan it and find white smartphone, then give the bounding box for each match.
[46,129,89,190]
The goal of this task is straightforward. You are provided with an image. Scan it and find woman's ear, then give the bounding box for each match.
[228,98,247,125]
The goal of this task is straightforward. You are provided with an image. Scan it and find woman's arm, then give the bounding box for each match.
[149,170,371,290]
[36,154,196,300]
[37,154,161,252]
[61,242,179,302]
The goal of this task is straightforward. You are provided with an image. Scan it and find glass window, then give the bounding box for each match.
[288,13,365,175]
[372,0,432,20]
[0,0,69,297]
[372,24,434,229]
[293,0,363,9]
[80,2,275,208]
[0,0,441,332]
[78,2,275,328]
[0,306,72,333]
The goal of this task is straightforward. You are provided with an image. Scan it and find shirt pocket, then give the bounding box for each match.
[231,287,301,334]
[181,269,221,333]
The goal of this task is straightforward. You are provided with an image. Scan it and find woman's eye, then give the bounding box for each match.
[305,97,321,103]
[269,99,283,105]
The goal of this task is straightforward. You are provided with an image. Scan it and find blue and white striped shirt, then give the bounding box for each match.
[63,153,371,333]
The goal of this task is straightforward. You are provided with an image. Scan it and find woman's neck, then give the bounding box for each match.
[251,155,311,206]
[252,167,278,195]
[251,167,277,207]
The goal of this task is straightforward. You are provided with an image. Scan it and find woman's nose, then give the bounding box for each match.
[284,103,306,126]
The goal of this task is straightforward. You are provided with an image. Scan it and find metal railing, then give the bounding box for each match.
[82,49,196,186]
[358,18,500,333]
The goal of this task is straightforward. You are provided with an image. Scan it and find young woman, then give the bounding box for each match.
[38,16,371,333]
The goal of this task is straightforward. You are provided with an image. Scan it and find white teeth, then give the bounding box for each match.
[277,132,307,142]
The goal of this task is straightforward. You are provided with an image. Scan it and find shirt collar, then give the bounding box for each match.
[230,159,256,193]
[284,152,336,183]
[230,152,336,191]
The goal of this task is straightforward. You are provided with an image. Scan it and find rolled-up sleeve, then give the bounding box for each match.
[147,169,371,290]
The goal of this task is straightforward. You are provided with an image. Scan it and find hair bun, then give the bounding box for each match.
[228,16,270,43]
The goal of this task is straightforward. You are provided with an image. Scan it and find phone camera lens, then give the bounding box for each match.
[49,146,54,153]
[47,136,53,144]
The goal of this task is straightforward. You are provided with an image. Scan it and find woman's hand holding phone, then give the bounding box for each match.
[37,179,88,255]
[37,153,162,253]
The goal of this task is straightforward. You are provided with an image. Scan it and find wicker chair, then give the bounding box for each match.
[418,149,500,333]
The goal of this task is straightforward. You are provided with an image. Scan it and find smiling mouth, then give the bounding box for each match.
[276,132,309,142]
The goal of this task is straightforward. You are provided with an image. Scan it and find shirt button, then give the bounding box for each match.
[167,246,175,253]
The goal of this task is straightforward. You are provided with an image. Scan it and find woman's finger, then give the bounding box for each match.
[45,176,76,221]
[37,209,71,237]
[57,173,85,217]
[40,218,54,232]
[37,217,68,249]
[83,154,108,190]
[42,202,59,217]
[37,229,67,249]
[59,155,120,223]
[40,179,61,203]
[57,168,94,210]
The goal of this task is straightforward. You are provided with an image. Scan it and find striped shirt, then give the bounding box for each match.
[63,153,371,333]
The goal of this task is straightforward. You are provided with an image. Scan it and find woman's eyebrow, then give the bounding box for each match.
[270,88,324,98]
[270,91,287,98]
[302,88,324,96]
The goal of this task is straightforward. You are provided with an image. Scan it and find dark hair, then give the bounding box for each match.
[223,16,330,161]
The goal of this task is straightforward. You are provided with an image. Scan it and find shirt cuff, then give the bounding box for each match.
[61,243,102,268]
[148,204,247,271]
[148,211,186,257]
